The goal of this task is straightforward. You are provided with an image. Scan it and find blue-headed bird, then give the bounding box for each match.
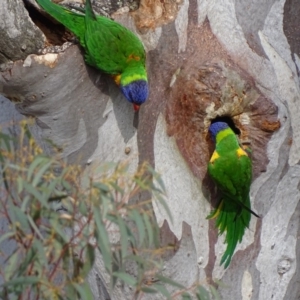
[207,122,259,268]
[36,0,148,111]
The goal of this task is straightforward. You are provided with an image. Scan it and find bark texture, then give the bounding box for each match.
[0,0,299,299]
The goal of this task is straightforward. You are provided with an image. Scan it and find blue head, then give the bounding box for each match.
[120,80,149,111]
[209,122,229,141]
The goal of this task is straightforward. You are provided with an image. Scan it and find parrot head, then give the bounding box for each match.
[209,121,229,142]
[120,80,149,111]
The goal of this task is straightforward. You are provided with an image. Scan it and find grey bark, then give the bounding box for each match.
[0,0,44,64]
[1,0,300,299]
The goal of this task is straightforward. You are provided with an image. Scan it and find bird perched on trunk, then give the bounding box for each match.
[207,121,259,268]
[36,0,148,111]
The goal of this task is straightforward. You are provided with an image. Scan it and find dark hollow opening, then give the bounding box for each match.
[210,116,241,135]
[23,0,70,45]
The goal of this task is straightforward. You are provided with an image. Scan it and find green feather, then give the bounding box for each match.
[35,0,147,83]
[207,126,258,268]
[36,0,86,46]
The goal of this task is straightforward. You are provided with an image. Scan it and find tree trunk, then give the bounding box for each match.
[1,0,299,299]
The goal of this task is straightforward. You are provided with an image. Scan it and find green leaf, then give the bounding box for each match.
[113,271,137,286]
[1,169,10,193]
[140,286,157,293]
[11,206,29,231]
[48,218,69,244]
[65,281,77,300]
[32,159,53,187]
[23,181,45,205]
[109,181,124,195]
[27,156,46,182]
[73,282,94,300]
[1,276,40,288]
[0,232,15,244]
[209,285,220,300]
[17,176,24,194]
[41,177,60,202]
[4,249,19,280]
[100,195,114,217]
[93,182,110,193]
[106,213,118,224]
[20,195,31,212]
[134,176,149,190]
[129,209,146,246]
[52,239,64,260]
[16,248,36,277]
[143,213,153,246]
[0,132,13,152]
[62,178,72,191]
[81,244,95,278]
[148,166,166,192]
[153,194,173,223]
[27,215,44,240]
[62,281,77,300]
[6,163,27,172]
[94,209,112,273]
[213,279,227,288]
[152,283,171,299]
[196,286,210,300]
[32,239,47,266]
[117,215,129,260]
[182,292,193,300]
[62,250,72,279]
[78,200,88,216]
[155,275,185,289]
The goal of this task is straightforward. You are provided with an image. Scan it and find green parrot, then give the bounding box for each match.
[36,0,148,111]
[207,121,259,268]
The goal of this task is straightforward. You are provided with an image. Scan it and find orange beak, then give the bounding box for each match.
[133,104,140,111]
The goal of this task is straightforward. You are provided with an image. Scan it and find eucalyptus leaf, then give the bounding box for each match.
[155,275,185,289]
[113,271,137,286]
[27,156,46,182]
[129,209,146,246]
[196,285,211,300]
[94,209,112,273]
[32,159,53,187]
[73,282,94,300]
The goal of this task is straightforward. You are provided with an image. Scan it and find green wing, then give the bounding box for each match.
[36,0,86,47]
[84,0,146,75]
[37,0,146,77]
[208,151,251,205]
[207,150,253,267]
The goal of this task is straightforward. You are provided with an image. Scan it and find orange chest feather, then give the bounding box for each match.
[113,74,121,85]
[126,54,141,62]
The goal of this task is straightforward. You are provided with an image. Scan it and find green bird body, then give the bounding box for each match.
[207,122,259,268]
[36,0,148,110]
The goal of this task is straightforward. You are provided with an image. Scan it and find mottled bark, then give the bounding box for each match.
[0,0,299,299]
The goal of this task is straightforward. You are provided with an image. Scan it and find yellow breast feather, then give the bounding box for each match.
[210,150,220,163]
[236,148,247,158]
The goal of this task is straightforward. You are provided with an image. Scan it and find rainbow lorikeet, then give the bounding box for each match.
[36,0,148,111]
[207,122,259,268]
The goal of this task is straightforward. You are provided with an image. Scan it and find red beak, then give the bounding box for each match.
[133,104,140,111]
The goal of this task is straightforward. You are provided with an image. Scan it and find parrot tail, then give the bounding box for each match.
[207,197,253,268]
[85,0,97,21]
[36,0,86,43]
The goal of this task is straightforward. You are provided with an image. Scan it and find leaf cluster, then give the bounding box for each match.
[0,122,219,300]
